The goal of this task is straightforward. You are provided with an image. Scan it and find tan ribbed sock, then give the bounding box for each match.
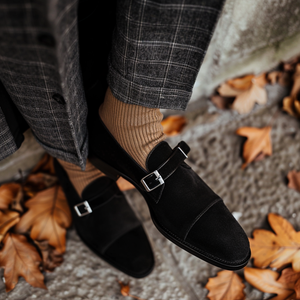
[57,158,105,197]
[99,88,166,170]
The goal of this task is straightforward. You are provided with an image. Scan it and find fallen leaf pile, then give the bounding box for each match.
[250,214,300,271]
[206,213,300,300]
[245,267,300,300]
[215,73,268,114]
[0,154,71,291]
[212,56,300,115]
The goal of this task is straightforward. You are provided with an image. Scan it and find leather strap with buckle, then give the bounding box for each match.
[74,183,120,217]
[141,141,190,192]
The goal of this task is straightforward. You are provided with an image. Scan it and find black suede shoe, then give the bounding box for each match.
[88,116,251,270]
[53,159,154,278]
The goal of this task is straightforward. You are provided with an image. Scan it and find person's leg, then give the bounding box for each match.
[48,0,155,278]
[57,158,105,197]
[89,0,251,270]
[99,0,225,169]
[99,88,165,169]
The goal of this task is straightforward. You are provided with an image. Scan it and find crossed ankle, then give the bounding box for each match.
[57,158,105,197]
[99,88,166,169]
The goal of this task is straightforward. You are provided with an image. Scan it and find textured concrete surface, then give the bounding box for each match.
[0,130,45,184]
[191,0,300,105]
[1,83,300,299]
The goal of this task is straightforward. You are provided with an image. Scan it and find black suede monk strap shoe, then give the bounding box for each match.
[54,159,155,278]
[88,116,251,270]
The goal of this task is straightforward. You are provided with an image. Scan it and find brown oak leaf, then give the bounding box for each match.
[24,173,58,197]
[217,83,243,97]
[236,126,272,169]
[205,270,245,300]
[35,240,64,272]
[218,74,267,114]
[227,74,255,90]
[31,153,55,175]
[287,170,300,193]
[244,267,300,300]
[0,183,23,212]
[232,81,267,114]
[15,185,71,253]
[252,73,268,88]
[161,115,187,136]
[0,233,47,292]
[250,213,300,272]
[0,210,20,242]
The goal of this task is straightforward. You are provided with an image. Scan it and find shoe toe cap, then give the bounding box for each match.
[105,226,155,278]
[185,201,250,269]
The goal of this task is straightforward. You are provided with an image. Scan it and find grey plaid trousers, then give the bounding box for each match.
[0,0,224,169]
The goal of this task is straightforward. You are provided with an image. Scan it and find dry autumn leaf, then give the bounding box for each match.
[283,57,300,72]
[15,185,71,253]
[211,95,234,110]
[0,233,46,292]
[117,280,146,300]
[283,97,300,118]
[268,71,282,85]
[35,240,64,272]
[252,73,268,88]
[291,64,300,98]
[282,64,300,118]
[244,267,300,300]
[236,126,272,169]
[287,170,300,193]
[218,74,267,114]
[279,71,294,87]
[205,270,245,300]
[250,213,300,272]
[227,74,255,90]
[161,115,187,136]
[116,177,135,191]
[24,173,58,196]
[0,183,23,211]
[232,81,267,114]
[217,83,243,97]
[31,153,55,175]
[0,210,20,242]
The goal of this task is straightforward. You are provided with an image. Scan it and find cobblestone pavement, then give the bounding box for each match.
[1,84,300,300]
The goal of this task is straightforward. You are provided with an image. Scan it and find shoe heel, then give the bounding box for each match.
[89,154,120,181]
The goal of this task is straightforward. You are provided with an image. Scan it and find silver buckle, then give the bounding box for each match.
[141,170,164,192]
[74,201,92,217]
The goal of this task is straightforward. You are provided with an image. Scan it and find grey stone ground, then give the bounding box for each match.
[1,83,300,300]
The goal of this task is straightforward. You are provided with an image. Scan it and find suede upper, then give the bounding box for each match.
[89,116,251,269]
[54,159,154,277]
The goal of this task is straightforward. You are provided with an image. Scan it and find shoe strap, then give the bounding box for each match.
[141,141,190,192]
[74,182,120,217]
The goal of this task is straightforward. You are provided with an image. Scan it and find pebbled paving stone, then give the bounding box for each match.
[0,83,299,300]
